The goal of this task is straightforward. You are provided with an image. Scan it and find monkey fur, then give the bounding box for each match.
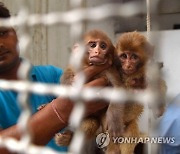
[105,31,167,154]
[55,30,122,147]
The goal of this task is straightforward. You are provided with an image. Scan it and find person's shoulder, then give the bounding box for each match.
[33,65,63,72]
[33,65,63,76]
[31,65,63,83]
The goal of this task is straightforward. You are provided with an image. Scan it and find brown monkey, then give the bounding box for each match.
[55,30,122,147]
[105,31,167,154]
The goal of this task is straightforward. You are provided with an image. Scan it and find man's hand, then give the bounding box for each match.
[55,63,111,124]
[0,63,110,150]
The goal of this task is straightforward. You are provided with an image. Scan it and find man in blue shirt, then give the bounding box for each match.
[0,65,68,151]
[0,2,109,153]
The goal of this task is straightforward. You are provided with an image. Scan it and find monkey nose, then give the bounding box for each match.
[95,50,100,55]
[125,64,131,69]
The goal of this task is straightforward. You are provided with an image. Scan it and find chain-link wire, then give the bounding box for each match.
[0,0,163,153]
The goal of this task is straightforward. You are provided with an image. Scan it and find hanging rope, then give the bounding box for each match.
[146,1,153,154]
[146,0,151,41]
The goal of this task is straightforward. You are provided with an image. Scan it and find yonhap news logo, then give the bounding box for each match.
[96,132,110,148]
[112,136,175,144]
[96,132,175,148]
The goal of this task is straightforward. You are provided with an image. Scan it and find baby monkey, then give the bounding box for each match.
[55,30,122,146]
[105,31,167,154]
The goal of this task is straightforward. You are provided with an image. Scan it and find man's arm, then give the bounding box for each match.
[0,100,67,154]
[0,63,110,153]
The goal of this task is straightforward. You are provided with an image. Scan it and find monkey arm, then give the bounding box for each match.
[106,103,125,137]
[157,79,167,117]
[159,79,167,101]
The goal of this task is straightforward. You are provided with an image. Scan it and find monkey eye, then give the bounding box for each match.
[120,53,127,59]
[89,42,97,48]
[100,42,107,50]
[131,54,138,60]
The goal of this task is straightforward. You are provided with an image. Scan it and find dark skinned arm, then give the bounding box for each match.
[0,63,110,153]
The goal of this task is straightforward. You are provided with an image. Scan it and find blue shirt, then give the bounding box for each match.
[0,65,67,152]
[159,94,180,154]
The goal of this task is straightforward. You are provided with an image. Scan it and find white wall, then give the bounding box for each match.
[153,30,180,101]
[1,0,70,69]
[1,0,116,69]
[147,30,180,134]
[84,0,116,43]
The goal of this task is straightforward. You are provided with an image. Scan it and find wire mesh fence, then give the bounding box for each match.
[0,0,165,153]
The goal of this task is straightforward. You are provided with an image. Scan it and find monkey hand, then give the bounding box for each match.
[154,104,165,117]
[55,130,73,146]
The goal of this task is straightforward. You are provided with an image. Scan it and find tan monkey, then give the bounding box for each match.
[55,29,122,147]
[105,31,167,154]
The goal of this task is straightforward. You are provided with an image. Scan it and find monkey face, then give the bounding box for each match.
[87,39,109,65]
[118,51,141,75]
[116,32,152,76]
[83,30,115,66]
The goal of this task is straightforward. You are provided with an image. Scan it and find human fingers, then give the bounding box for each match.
[84,77,109,87]
[85,101,108,116]
[83,63,110,82]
